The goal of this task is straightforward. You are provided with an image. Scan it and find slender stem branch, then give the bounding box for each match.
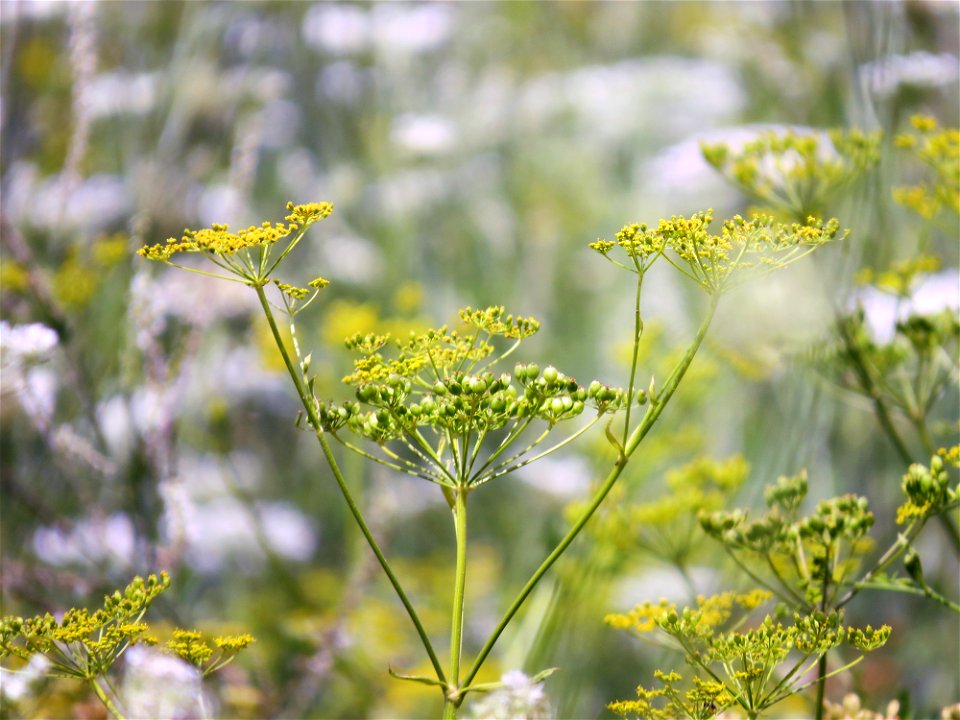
[837,317,913,463]
[255,284,447,686]
[622,269,645,445]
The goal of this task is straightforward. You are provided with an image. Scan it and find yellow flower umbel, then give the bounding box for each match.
[608,591,889,720]
[701,128,882,220]
[592,210,846,295]
[893,115,960,218]
[0,573,256,720]
[138,201,333,291]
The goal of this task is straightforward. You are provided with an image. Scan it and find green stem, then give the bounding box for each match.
[90,677,126,720]
[814,547,831,720]
[254,284,447,687]
[459,295,718,691]
[444,488,470,718]
[837,317,913,463]
[813,654,828,720]
[621,268,645,445]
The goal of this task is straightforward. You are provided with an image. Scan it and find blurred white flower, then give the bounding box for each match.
[640,127,766,211]
[516,456,591,499]
[0,655,50,703]
[18,368,57,428]
[122,645,206,720]
[30,173,130,232]
[1,323,59,427]
[184,495,317,574]
[259,502,318,562]
[197,184,244,228]
[391,113,458,156]
[468,670,552,720]
[614,565,718,607]
[861,51,959,97]
[302,4,369,55]
[303,3,454,56]
[0,0,66,23]
[87,71,159,118]
[98,386,172,459]
[368,167,451,219]
[317,234,383,284]
[150,268,259,326]
[857,270,960,343]
[517,58,744,143]
[370,3,454,55]
[0,321,58,364]
[33,513,135,569]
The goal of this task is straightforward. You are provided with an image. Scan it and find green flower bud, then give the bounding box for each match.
[904,548,924,585]
[542,366,559,384]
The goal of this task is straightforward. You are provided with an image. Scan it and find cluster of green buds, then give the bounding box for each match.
[897,451,960,524]
[591,211,846,294]
[609,590,889,720]
[815,301,959,440]
[700,472,875,609]
[700,128,882,220]
[893,115,960,218]
[0,573,170,679]
[319,342,629,489]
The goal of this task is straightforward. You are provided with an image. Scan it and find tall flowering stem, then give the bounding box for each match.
[254,283,448,687]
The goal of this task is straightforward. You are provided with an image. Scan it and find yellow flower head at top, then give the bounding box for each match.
[138,202,334,288]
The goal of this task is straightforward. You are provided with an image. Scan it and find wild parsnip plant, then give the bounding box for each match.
[700,128,882,221]
[0,573,254,719]
[605,589,890,720]
[137,199,842,717]
[607,456,949,719]
[608,117,958,720]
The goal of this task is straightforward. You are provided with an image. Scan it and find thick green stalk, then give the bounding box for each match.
[443,488,470,718]
[459,294,718,691]
[254,285,447,687]
[90,677,126,720]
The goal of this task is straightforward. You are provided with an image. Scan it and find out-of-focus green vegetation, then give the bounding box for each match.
[1,2,957,718]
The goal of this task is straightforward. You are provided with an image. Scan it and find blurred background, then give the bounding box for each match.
[1,1,957,718]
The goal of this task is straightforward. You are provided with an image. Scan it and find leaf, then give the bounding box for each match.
[387,666,446,689]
